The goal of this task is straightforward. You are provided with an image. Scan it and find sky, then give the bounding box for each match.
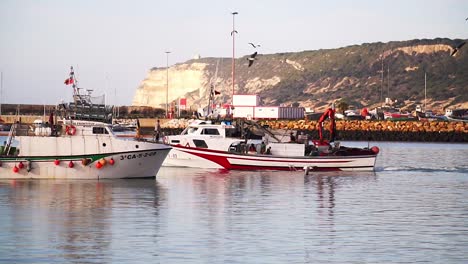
[0,0,467,106]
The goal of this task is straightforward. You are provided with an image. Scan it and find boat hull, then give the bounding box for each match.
[0,148,171,179]
[168,145,377,171]
[163,149,224,169]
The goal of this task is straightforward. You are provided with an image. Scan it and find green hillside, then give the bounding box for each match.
[188,38,468,112]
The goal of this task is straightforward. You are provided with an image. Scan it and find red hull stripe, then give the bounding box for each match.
[172,145,375,171]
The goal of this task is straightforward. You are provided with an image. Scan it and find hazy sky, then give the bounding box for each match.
[0,0,467,106]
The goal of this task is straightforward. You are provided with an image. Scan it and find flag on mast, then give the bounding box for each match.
[64,77,74,85]
[64,66,75,85]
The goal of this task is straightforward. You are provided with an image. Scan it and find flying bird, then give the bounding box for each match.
[248,43,261,48]
[247,51,258,67]
[451,41,466,56]
[231,30,238,36]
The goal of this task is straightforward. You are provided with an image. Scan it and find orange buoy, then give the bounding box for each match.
[54,159,60,166]
[68,161,74,168]
[99,158,106,166]
[82,158,91,166]
[109,158,115,165]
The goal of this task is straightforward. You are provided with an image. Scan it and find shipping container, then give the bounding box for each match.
[254,106,279,119]
[233,106,255,119]
[233,94,260,107]
[278,107,305,119]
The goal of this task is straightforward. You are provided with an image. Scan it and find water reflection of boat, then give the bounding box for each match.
[0,67,171,179]
[163,107,379,172]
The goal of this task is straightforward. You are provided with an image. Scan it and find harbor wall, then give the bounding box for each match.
[2,115,467,142]
[155,119,467,143]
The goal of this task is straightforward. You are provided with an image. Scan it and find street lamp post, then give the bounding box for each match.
[165,51,171,118]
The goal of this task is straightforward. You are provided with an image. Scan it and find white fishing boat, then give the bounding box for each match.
[162,119,261,168]
[445,108,468,123]
[162,22,379,171]
[0,67,171,179]
[163,108,379,171]
[0,120,171,179]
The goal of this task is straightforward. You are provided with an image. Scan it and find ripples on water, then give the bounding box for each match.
[0,142,467,263]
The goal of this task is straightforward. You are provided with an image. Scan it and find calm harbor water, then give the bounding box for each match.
[0,142,467,263]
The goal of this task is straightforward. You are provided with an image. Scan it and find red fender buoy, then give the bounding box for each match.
[95,161,103,169]
[18,161,24,169]
[109,158,115,165]
[54,159,60,166]
[13,165,19,173]
[65,125,76,136]
[68,161,74,168]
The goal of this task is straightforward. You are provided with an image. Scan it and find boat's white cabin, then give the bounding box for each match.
[60,120,115,137]
[180,121,236,138]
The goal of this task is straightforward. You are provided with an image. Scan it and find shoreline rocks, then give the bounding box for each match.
[153,119,468,142]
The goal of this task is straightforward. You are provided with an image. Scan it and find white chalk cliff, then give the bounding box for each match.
[132,39,467,112]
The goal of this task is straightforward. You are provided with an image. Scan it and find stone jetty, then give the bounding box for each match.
[156,119,468,142]
[2,115,466,142]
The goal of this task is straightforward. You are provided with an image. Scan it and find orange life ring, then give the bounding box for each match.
[66,125,76,135]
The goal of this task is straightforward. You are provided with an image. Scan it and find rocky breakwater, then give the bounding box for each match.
[260,120,468,142]
[158,119,468,142]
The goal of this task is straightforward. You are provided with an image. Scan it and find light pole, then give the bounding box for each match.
[165,51,171,118]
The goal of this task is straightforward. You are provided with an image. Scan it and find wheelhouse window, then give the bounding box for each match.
[201,128,220,135]
[193,139,208,148]
[92,127,109,134]
[182,127,198,135]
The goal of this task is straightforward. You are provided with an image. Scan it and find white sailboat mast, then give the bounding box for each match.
[424,71,427,112]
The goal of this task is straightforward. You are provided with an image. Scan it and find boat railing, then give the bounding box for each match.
[2,122,18,155]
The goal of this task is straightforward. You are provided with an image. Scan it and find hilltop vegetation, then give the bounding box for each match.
[186,38,467,112]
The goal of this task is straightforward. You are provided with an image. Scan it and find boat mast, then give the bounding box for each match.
[0,71,2,116]
[207,59,220,118]
[387,63,390,101]
[380,52,383,105]
[231,12,238,106]
[424,71,427,112]
[68,66,79,104]
[165,51,171,118]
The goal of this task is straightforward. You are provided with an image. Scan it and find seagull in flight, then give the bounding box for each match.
[451,41,466,56]
[248,43,261,48]
[247,51,258,67]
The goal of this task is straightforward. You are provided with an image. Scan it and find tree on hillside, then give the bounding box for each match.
[335,99,349,114]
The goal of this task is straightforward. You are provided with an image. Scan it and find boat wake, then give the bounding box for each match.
[379,166,468,173]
